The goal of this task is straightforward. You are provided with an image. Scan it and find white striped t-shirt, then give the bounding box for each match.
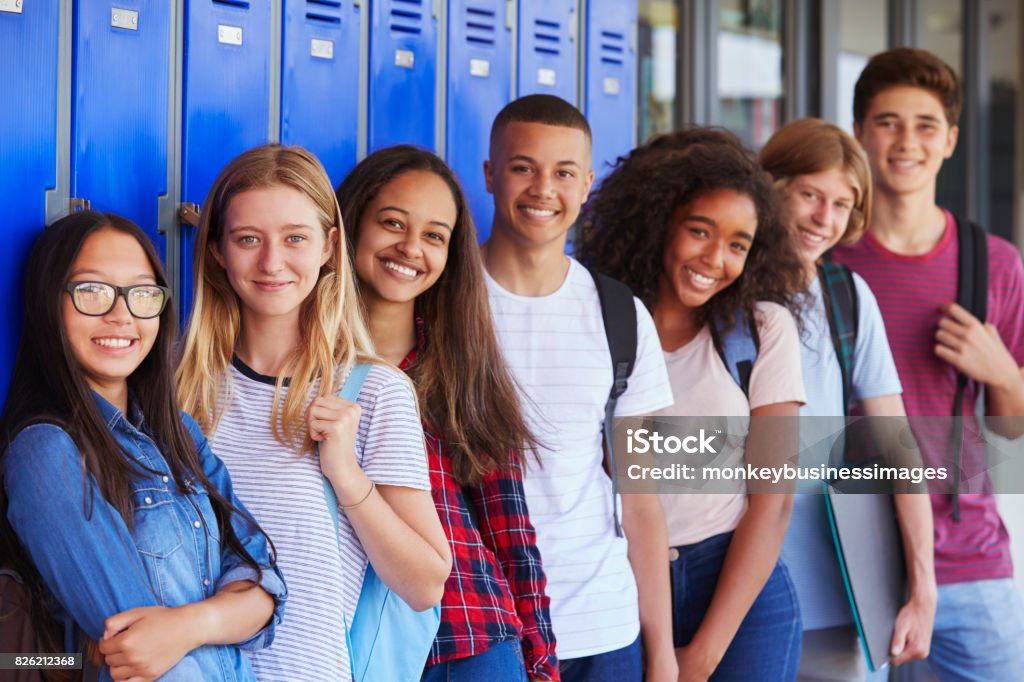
[209,359,430,682]
[485,258,674,659]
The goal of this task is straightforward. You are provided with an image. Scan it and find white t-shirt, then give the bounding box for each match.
[209,359,430,682]
[653,302,805,547]
[485,258,673,659]
[781,272,902,630]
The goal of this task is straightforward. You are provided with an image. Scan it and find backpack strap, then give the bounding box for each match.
[586,266,637,538]
[709,308,760,398]
[950,217,989,522]
[323,362,374,538]
[818,261,859,414]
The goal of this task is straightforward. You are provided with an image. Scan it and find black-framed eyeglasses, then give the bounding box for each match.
[64,281,170,319]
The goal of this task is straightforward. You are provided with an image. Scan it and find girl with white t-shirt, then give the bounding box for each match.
[176,144,451,681]
[760,119,937,681]
[578,127,806,681]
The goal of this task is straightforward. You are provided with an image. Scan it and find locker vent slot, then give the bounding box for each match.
[390,0,423,34]
[600,30,626,65]
[466,6,497,46]
[533,19,561,56]
[212,0,251,8]
[307,0,342,23]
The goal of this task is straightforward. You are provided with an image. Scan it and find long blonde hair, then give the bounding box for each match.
[176,144,375,451]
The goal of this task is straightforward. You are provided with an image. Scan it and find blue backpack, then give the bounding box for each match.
[321,362,441,682]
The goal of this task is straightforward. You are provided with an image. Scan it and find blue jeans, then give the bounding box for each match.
[559,634,642,682]
[670,531,802,681]
[422,639,528,682]
[891,578,1024,682]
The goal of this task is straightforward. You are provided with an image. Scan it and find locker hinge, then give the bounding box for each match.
[69,197,91,213]
[505,0,514,31]
[179,202,201,227]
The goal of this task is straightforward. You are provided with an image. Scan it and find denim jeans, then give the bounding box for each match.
[670,531,802,681]
[891,578,1024,682]
[422,639,529,682]
[559,634,642,682]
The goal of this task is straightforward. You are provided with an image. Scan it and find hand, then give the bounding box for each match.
[674,644,717,682]
[889,593,936,666]
[934,302,1018,388]
[307,394,362,484]
[643,647,679,682]
[98,605,197,682]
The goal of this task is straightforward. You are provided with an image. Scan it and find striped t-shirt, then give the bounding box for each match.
[208,359,430,681]
[834,211,1024,585]
[485,258,674,659]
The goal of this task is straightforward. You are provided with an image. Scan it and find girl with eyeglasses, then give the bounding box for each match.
[0,211,286,682]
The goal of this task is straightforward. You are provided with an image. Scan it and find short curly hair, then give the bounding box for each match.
[575,127,805,335]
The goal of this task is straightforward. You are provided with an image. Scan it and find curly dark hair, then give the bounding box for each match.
[575,126,805,336]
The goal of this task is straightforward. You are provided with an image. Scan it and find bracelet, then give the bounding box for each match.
[340,481,376,509]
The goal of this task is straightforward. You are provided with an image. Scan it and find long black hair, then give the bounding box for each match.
[0,211,272,666]
[337,146,540,485]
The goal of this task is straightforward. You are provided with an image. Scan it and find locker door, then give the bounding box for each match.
[180,0,271,319]
[281,0,361,185]
[517,0,577,103]
[584,0,635,181]
[0,1,60,402]
[368,0,438,152]
[446,0,510,241]
[71,1,171,254]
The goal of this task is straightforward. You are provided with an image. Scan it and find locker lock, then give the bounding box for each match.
[0,0,24,15]
[179,203,201,227]
[69,198,91,213]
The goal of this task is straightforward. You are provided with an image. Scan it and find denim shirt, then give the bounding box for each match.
[3,393,287,682]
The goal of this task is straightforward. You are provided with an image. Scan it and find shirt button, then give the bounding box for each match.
[162,476,169,483]
[204,579,210,587]
[668,548,680,562]
[144,496,152,505]
[193,521,202,529]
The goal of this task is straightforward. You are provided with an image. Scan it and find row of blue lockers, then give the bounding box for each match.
[1,0,637,400]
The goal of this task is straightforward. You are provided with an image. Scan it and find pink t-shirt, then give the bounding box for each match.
[654,302,806,547]
[834,211,1024,585]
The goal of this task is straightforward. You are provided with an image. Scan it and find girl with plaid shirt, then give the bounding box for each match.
[337,146,559,681]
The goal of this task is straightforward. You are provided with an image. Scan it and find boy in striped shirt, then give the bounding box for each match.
[834,47,1024,681]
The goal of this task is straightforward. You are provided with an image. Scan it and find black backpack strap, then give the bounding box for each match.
[950,216,988,522]
[587,266,637,538]
[818,262,859,414]
[709,309,760,399]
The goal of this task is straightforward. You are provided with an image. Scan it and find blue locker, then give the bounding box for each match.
[181,0,271,318]
[584,0,635,181]
[368,0,438,152]
[446,0,511,241]
[71,1,171,254]
[517,0,577,103]
[0,2,60,403]
[281,0,361,186]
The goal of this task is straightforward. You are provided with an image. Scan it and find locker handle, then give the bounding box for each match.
[179,203,202,227]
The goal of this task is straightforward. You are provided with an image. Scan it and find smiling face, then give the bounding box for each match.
[354,169,456,308]
[212,184,337,327]
[62,227,160,403]
[484,121,595,251]
[657,189,758,313]
[855,85,958,200]
[782,168,857,266]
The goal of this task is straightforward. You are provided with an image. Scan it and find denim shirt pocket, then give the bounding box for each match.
[131,487,185,603]
[184,481,223,580]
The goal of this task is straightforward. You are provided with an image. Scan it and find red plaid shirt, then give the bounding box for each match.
[400,339,559,680]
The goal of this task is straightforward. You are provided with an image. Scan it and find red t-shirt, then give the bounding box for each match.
[834,211,1024,585]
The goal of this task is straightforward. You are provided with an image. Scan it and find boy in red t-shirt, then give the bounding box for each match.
[834,47,1024,681]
